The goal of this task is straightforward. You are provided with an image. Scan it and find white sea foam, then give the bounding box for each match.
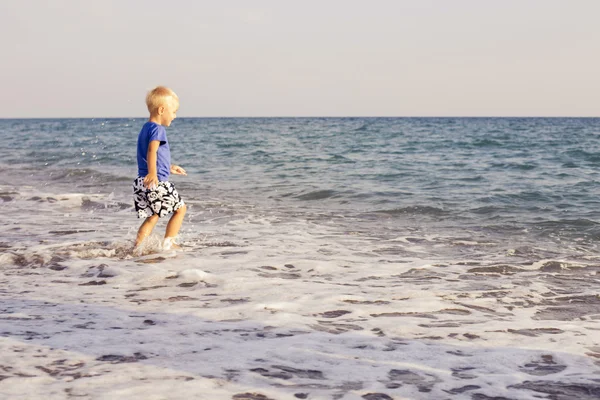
[1,183,600,399]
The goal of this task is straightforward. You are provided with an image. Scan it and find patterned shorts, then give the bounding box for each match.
[132,177,185,218]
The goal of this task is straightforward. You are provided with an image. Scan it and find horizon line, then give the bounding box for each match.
[1,115,599,120]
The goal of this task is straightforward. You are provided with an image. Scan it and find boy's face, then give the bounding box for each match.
[158,97,179,127]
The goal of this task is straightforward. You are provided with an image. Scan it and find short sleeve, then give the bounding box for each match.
[148,124,167,143]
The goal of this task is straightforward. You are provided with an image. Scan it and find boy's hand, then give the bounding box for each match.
[143,173,159,189]
[170,165,187,176]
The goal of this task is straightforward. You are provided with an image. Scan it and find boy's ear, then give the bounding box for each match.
[157,105,165,115]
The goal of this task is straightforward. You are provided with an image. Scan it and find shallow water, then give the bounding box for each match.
[1,118,600,399]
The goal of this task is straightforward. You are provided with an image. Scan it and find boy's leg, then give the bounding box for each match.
[135,214,159,247]
[164,204,187,248]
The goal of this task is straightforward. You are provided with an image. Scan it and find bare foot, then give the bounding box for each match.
[162,237,181,251]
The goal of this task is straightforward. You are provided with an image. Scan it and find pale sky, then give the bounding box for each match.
[1,0,599,117]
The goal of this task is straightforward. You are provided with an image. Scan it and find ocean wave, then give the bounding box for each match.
[468,205,505,215]
[564,149,600,164]
[327,154,354,164]
[354,123,371,131]
[295,190,341,201]
[533,219,599,228]
[489,162,538,171]
[472,139,503,147]
[47,168,131,183]
[376,206,449,217]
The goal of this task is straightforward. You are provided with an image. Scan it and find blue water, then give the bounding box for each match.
[2,117,600,257]
[5,117,600,399]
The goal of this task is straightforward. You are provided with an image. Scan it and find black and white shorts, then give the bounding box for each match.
[133,177,185,218]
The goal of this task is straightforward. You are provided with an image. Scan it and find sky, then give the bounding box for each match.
[1,0,599,117]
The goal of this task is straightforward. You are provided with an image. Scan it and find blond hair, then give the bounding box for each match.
[146,86,179,114]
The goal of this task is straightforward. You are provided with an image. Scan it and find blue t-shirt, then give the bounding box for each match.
[137,122,171,181]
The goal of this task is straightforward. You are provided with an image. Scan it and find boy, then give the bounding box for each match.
[133,86,187,251]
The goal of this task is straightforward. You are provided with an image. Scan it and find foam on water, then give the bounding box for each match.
[2,182,600,399]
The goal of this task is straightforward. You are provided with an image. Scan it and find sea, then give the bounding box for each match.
[1,117,600,399]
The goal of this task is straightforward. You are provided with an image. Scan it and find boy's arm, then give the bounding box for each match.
[143,140,160,189]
